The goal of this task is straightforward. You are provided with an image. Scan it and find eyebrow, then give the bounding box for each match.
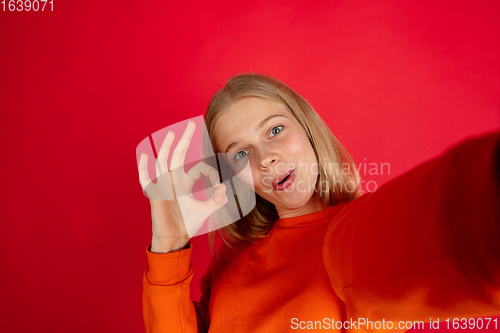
[224,114,288,154]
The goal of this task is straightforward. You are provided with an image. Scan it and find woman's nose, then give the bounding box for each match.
[259,154,278,170]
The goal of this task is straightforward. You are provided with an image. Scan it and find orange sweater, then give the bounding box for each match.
[143,131,500,332]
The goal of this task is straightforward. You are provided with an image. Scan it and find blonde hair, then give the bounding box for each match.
[202,73,361,258]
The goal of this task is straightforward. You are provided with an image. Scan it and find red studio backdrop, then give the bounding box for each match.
[1,1,499,332]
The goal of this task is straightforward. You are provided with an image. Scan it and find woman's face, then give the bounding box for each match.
[213,96,322,218]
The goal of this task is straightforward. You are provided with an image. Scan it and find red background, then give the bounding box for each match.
[1,0,499,332]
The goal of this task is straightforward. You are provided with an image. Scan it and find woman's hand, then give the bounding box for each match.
[138,121,228,253]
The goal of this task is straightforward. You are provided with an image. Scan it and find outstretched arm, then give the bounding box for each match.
[323,130,500,325]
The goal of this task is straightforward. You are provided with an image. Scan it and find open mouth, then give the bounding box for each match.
[273,169,296,191]
[277,173,291,185]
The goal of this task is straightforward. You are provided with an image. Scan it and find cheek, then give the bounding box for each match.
[285,132,317,163]
[234,163,274,194]
[234,162,255,189]
[291,134,319,178]
[280,134,304,155]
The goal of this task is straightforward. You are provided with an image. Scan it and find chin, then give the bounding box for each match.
[257,182,315,204]
[276,191,314,208]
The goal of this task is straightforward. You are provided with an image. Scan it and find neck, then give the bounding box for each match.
[275,195,323,219]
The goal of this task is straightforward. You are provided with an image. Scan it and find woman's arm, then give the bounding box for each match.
[138,122,227,332]
[143,241,211,333]
[323,130,500,325]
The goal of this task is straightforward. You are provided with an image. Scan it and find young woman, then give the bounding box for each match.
[138,73,500,332]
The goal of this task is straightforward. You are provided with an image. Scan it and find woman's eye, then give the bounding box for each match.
[234,150,249,162]
[231,126,282,162]
[269,125,283,137]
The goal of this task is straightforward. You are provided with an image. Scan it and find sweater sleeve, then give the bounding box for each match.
[143,241,211,333]
[323,130,500,325]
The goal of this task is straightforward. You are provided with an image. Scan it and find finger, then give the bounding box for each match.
[156,131,175,178]
[186,161,220,187]
[170,121,196,171]
[176,185,227,238]
[203,183,228,212]
[138,153,152,190]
